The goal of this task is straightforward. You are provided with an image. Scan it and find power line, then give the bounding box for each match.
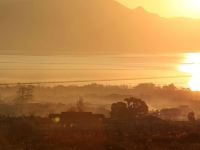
[0,75,191,86]
[0,68,173,71]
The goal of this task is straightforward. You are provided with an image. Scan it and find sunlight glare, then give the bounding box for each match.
[179,53,200,91]
[184,0,200,11]
[182,0,200,18]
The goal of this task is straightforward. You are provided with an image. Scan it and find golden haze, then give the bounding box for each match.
[117,0,200,18]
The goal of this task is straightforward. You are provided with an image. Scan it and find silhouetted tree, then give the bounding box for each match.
[111,102,128,120]
[111,97,149,120]
[14,85,34,104]
[124,97,149,118]
[188,111,195,122]
[76,97,85,112]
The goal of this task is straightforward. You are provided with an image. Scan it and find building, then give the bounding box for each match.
[49,112,105,130]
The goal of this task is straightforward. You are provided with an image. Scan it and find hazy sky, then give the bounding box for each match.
[1,0,200,18]
[117,0,200,18]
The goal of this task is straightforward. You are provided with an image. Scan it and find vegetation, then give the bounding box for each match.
[111,97,148,120]
[0,97,199,149]
[14,85,34,104]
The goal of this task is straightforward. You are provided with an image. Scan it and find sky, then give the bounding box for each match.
[117,0,200,18]
[0,0,200,18]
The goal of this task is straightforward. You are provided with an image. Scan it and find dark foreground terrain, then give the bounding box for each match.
[0,97,200,150]
[0,114,200,150]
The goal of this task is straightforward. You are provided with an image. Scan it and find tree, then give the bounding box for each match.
[111,102,128,120]
[188,111,195,122]
[14,85,34,104]
[76,96,85,112]
[111,97,149,120]
[124,97,149,118]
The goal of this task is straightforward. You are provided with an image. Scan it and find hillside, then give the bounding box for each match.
[1,0,200,54]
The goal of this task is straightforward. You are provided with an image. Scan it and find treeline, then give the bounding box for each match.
[0,83,200,118]
[0,83,200,107]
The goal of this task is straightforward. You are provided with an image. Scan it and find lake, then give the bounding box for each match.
[0,53,190,87]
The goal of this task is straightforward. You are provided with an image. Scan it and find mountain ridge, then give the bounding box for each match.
[0,0,200,55]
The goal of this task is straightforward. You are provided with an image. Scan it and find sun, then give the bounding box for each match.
[181,0,200,18]
[179,53,200,91]
[184,0,200,11]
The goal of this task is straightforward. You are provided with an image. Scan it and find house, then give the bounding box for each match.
[49,112,105,130]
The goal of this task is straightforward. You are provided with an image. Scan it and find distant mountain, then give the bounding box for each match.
[0,0,200,55]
